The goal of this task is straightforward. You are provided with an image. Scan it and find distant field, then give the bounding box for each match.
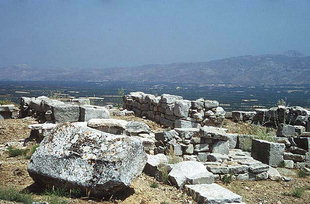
[0,81,309,111]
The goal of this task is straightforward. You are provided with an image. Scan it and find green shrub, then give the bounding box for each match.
[291,187,304,198]
[297,169,307,178]
[7,146,28,157]
[221,174,233,184]
[44,194,67,204]
[0,186,34,204]
[43,186,70,197]
[0,99,13,105]
[150,182,159,188]
[158,164,169,184]
[24,144,40,159]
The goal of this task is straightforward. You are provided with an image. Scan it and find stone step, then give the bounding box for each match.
[185,183,243,204]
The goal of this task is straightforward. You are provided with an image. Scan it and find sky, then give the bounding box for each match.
[0,0,309,69]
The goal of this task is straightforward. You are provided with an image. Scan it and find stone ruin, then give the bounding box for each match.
[123,92,226,128]
[0,104,19,120]
[2,93,309,203]
[20,96,110,123]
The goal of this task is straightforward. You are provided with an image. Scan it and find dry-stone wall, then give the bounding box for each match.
[232,106,310,131]
[20,96,110,123]
[123,92,225,128]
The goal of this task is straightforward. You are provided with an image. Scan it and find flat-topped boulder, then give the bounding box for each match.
[185,183,243,204]
[168,161,214,188]
[28,124,147,197]
[79,105,110,122]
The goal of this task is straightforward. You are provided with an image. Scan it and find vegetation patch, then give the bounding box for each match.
[150,182,159,188]
[0,186,34,204]
[221,174,233,184]
[7,146,28,157]
[297,169,308,178]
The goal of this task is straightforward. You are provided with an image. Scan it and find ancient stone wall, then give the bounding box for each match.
[123,92,226,128]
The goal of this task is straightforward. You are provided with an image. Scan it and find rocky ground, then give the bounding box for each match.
[0,118,309,204]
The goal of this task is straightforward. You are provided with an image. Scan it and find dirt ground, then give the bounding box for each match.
[0,118,309,204]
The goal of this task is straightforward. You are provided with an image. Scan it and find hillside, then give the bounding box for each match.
[1,53,309,85]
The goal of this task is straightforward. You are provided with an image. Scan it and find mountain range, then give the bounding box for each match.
[1,52,309,85]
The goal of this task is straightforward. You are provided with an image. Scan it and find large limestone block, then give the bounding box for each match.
[168,161,211,188]
[251,139,285,167]
[185,183,242,204]
[173,100,191,118]
[28,124,147,197]
[52,104,80,123]
[79,105,110,122]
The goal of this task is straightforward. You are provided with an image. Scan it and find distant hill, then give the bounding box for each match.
[1,53,309,85]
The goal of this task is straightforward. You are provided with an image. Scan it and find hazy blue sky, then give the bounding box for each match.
[0,0,309,68]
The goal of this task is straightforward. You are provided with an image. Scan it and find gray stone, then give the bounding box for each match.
[199,126,228,140]
[174,119,200,128]
[283,152,305,162]
[267,167,282,181]
[248,162,269,173]
[294,137,310,151]
[236,173,251,181]
[237,134,256,152]
[182,144,194,154]
[174,128,199,139]
[52,104,80,123]
[288,146,307,155]
[125,121,151,136]
[160,94,183,104]
[228,165,249,174]
[207,153,229,162]
[185,183,242,204]
[211,140,229,154]
[283,160,294,168]
[159,117,174,128]
[191,98,205,110]
[204,100,219,109]
[276,124,296,137]
[183,155,198,161]
[255,172,268,180]
[155,130,178,143]
[168,142,183,156]
[28,124,147,197]
[186,171,214,185]
[197,152,210,162]
[79,105,110,122]
[143,154,168,177]
[251,139,285,167]
[226,133,238,149]
[194,143,210,152]
[168,161,208,188]
[206,165,229,174]
[87,119,128,135]
[174,100,191,118]
[294,125,306,135]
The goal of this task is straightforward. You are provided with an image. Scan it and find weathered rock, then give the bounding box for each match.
[194,143,210,152]
[125,121,151,136]
[160,94,183,104]
[174,119,200,128]
[206,165,229,174]
[28,124,147,196]
[207,153,229,162]
[211,140,229,154]
[226,133,238,149]
[168,161,208,188]
[237,134,256,152]
[267,167,282,181]
[79,105,110,122]
[143,154,168,177]
[185,183,242,204]
[276,124,296,137]
[191,98,205,110]
[199,126,228,140]
[283,160,294,168]
[248,162,269,173]
[52,104,80,123]
[228,165,249,174]
[186,171,214,185]
[255,172,268,180]
[251,139,285,167]
[174,128,199,139]
[155,130,178,143]
[87,119,128,135]
[174,100,191,118]
[283,152,305,162]
[294,137,310,151]
[204,100,219,109]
